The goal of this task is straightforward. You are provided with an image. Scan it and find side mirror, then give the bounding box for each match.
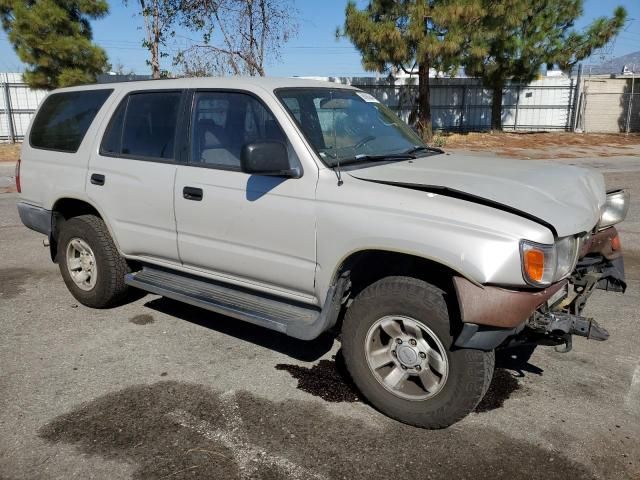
[240,141,300,178]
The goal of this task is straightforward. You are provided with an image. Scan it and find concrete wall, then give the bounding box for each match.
[581,76,640,133]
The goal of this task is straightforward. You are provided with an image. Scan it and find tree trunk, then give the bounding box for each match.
[491,81,504,131]
[150,42,160,79]
[151,0,161,79]
[417,61,432,142]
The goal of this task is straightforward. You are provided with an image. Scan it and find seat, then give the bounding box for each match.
[194,119,240,168]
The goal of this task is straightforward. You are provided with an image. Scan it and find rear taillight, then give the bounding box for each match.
[15,158,21,193]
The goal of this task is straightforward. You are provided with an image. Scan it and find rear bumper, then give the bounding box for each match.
[17,202,52,236]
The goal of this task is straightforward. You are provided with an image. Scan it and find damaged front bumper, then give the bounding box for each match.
[522,226,626,352]
[455,226,626,351]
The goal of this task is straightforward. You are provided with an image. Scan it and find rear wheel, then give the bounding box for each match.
[57,215,132,308]
[342,276,494,429]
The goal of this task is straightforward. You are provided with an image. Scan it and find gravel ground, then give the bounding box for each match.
[1,153,639,480]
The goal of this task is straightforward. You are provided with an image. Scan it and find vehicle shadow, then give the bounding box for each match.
[495,344,544,377]
[143,297,335,362]
[274,345,544,413]
[144,297,543,413]
[474,345,543,413]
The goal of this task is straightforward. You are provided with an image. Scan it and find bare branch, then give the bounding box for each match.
[175,0,297,77]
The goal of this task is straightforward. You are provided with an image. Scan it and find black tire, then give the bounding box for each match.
[342,276,494,429]
[57,215,132,308]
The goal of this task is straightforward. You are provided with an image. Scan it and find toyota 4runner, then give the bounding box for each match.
[16,78,629,428]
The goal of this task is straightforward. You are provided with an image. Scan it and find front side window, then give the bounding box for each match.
[101,91,182,160]
[276,88,427,167]
[190,91,287,169]
[30,89,112,152]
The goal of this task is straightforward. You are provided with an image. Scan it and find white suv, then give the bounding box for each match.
[16,77,628,428]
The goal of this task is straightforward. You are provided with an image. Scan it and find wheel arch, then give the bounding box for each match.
[328,249,472,336]
[50,196,121,262]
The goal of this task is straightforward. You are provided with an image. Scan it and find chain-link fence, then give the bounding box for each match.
[354,79,576,131]
[1,73,46,142]
[1,72,638,143]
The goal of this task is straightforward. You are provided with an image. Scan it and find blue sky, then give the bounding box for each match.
[0,0,638,76]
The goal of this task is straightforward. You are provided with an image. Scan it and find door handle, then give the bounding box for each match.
[90,173,105,186]
[183,186,203,201]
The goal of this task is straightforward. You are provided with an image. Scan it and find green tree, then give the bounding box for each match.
[464,0,627,130]
[0,0,109,89]
[340,0,484,140]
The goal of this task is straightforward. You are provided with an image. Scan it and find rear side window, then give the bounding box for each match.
[30,90,112,152]
[100,91,182,160]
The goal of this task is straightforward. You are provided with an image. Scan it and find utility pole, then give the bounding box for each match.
[626,64,635,135]
[2,75,16,144]
[571,63,583,132]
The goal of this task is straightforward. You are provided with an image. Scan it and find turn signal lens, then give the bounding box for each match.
[611,234,621,251]
[520,240,556,286]
[524,248,545,282]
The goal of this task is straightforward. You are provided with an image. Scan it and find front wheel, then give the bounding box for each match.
[341,276,494,429]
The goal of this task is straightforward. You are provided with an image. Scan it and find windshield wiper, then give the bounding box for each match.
[338,153,416,166]
[404,145,445,155]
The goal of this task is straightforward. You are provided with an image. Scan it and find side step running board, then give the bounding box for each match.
[125,267,348,341]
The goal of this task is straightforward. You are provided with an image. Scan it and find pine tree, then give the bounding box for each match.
[464,0,627,131]
[340,0,484,141]
[0,0,109,89]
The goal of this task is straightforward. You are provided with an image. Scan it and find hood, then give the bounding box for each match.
[347,153,606,237]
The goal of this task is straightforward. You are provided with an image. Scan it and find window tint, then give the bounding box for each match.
[101,91,182,160]
[30,90,112,152]
[190,91,287,169]
[100,99,126,155]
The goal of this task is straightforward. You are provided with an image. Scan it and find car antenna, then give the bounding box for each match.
[335,158,344,186]
[330,93,343,186]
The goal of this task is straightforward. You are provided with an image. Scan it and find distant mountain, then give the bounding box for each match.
[585,50,640,75]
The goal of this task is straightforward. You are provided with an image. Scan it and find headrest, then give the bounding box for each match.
[198,119,221,148]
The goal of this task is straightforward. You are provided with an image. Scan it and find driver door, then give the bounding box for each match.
[174,90,318,301]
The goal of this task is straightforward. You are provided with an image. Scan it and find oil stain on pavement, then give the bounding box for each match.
[129,314,155,326]
[0,267,53,300]
[275,353,360,403]
[39,381,596,480]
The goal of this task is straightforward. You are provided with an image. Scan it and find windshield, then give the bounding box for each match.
[275,88,428,167]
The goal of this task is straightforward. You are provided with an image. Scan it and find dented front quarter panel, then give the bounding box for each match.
[314,168,555,301]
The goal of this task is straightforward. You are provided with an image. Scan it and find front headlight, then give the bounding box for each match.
[520,236,579,287]
[598,189,630,231]
[554,235,579,280]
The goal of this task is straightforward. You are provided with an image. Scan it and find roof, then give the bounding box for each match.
[53,76,360,94]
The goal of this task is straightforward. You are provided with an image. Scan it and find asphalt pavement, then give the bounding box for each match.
[1,154,639,480]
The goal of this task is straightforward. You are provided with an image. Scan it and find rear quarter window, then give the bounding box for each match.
[30,89,113,153]
[100,91,182,161]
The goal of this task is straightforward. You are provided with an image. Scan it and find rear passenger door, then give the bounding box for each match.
[88,90,187,263]
[174,90,318,301]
